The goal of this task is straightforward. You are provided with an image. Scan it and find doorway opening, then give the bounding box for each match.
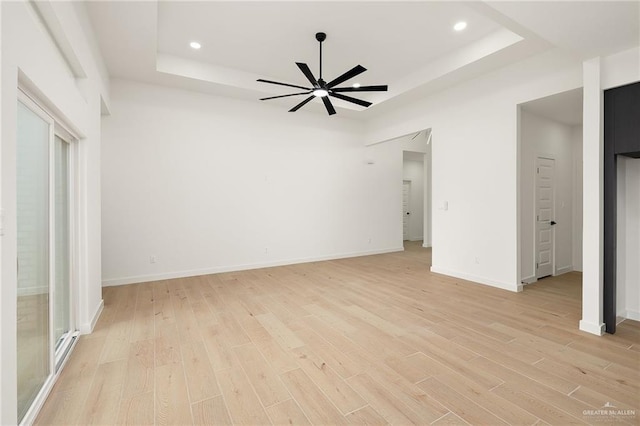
[518,88,583,294]
[401,130,432,257]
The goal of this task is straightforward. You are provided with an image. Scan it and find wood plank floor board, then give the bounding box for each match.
[265,399,312,426]
[491,383,587,425]
[568,385,635,416]
[290,345,365,415]
[433,369,538,425]
[155,362,194,425]
[603,361,640,384]
[280,368,349,425]
[252,337,301,375]
[202,323,239,371]
[489,322,614,370]
[122,339,155,398]
[346,350,451,423]
[181,340,222,403]
[293,325,363,379]
[233,343,291,408]
[455,335,578,394]
[116,391,154,426]
[33,386,88,425]
[35,243,640,425]
[48,336,105,393]
[469,356,597,417]
[217,367,272,425]
[398,335,503,391]
[534,357,640,408]
[344,405,389,425]
[567,340,640,370]
[417,377,510,425]
[431,411,471,425]
[255,312,305,350]
[76,359,127,425]
[346,373,433,424]
[155,323,183,367]
[192,395,232,426]
[298,314,362,354]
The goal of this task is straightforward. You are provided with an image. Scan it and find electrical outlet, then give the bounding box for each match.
[150,256,157,264]
[264,248,268,254]
[475,257,480,264]
[368,237,372,244]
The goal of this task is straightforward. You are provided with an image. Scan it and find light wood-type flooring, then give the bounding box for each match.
[36,242,640,425]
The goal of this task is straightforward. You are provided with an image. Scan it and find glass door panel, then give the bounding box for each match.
[54,136,71,352]
[16,100,52,423]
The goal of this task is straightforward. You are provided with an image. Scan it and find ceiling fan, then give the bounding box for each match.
[257,32,388,116]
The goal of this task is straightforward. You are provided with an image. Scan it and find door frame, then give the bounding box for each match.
[17,88,80,426]
[534,155,557,280]
[402,179,411,241]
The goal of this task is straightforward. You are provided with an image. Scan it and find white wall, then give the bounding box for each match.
[402,158,424,241]
[1,1,107,423]
[101,80,419,285]
[519,110,578,282]
[365,49,582,292]
[617,157,640,321]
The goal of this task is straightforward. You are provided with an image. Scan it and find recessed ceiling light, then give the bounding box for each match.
[454,21,467,31]
[352,83,361,88]
[190,41,201,49]
[313,89,328,98]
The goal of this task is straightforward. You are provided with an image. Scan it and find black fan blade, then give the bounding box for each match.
[260,91,311,101]
[257,79,311,91]
[289,95,315,112]
[322,96,336,115]
[296,63,319,87]
[331,85,388,92]
[326,65,366,88]
[329,92,372,108]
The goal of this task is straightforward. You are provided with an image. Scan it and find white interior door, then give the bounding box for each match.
[536,157,555,279]
[403,181,411,240]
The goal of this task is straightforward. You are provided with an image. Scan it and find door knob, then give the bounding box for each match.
[406,212,410,215]
[550,221,556,225]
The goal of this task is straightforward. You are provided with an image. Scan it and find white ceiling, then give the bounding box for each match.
[86,1,639,118]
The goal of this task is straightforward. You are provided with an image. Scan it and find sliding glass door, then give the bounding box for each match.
[16,99,52,423]
[17,95,76,424]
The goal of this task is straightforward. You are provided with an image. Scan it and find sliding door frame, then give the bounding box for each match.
[17,88,80,425]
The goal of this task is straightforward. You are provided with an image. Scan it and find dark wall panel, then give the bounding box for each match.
[603,80,640,334]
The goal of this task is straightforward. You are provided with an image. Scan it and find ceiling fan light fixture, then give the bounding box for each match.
[256,32,388,115]
[313,89,329,97]
[454,21,467,31]
[189,41,201,49]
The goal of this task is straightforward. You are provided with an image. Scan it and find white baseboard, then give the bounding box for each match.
[579,319,605,335]
[102,247,404,287]
[422,243,432,248]
[555,265,573,275]
[619,309,640,322]
[521,275,536,284]
[429,265,521,292]
[409,237,424,242]
[79,299,104,334]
